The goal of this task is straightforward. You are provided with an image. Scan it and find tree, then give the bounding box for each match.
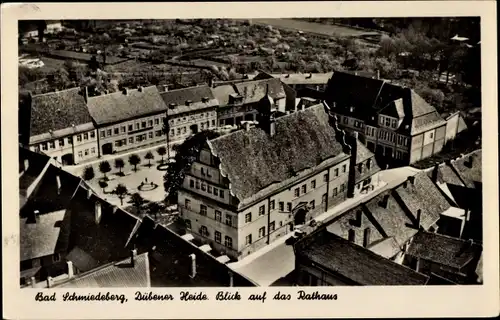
[98,180,108,193]
[115,184,128,206]
[128,154,141,172]
[147,201,161,220]
[50,68,71,90]
[157,146,167,164]
[130,192,145,214]
[145,151,154,167]
[82,166,95,181]
[114,158,125,175]
[98,160,111,179]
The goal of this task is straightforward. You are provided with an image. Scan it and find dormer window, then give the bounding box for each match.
[367,159,372,169]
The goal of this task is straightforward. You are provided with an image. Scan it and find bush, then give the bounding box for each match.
[82,166,95,181]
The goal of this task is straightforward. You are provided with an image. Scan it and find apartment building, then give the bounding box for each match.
[160,85,219,144]
[24,88,98,165]
[177,99,380,261]
[213,77,290,127]
[324,71,466,168]
[86,86,168,156]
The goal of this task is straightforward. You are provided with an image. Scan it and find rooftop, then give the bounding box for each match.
[29,88,93,140]
[208,104,350,204]
[451,150,482,189]
[295,230,429,285]
[87,86,166,126]
[233,78,286,105]
[54,252,150,288]
[407,231,482,270]
[161,85,218,116]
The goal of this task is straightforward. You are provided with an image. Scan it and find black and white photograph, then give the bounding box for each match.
[2,1,498,319]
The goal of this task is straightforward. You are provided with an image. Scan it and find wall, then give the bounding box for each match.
[328,209,384,247]
[169,108,218,143]
[445,112,468,143]
[409,125,446,164]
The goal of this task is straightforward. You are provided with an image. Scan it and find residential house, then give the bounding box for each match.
[177,102,380,260]
[324,71,467,168]
[293,229,429,286]
[404,231,482,284]
[87,86,167,156]
[213,78,292,127]
[160,85,219,145]
[24,88,98,165]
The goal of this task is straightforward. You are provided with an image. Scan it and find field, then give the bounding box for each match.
[250,18,380,38]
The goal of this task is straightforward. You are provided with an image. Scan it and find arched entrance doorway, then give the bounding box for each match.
[294,208,307,226]
[101,143,113,155]
[61,153,74,165]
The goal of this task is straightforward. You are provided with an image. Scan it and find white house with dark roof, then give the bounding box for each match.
[25,88,98,165]
[324,71,467,168]
[177,100,380,260]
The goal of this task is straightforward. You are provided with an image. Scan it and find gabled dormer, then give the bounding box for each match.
[378,98,405,130]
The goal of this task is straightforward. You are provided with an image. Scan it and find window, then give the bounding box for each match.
[190,180,194,188]
[323,173,329,182]
[129,125,133,131]
[57,139,64,147]
[142,121,146,128]
[185,199,191,210]
[225,236,233,248]
[148,120,153,127]
[391,119,397,128]
[311,180,316,189]
[348,229,355,242]
[212,120,215,126]
[77,135,82,142]
[279,202,284,211]
[225,214,232,226]
[333,187,338,196]
[245,234,252,245]
[177,128,181,135]
[136,136,141,142]
[385,117,391,127]
[294,188,300,197]
[114,128,119,135]
[429,132,434,139]
[367,159,372,169]
[201,168,205,176]
[245,212,252,223]
[214,188,218,196]
[136,123,140,130]
[215,210,221,222]
[170,129,175,136]
[107,129,111,136]
[259,205,265,216]
[100,131,105,138]
[270,200,275,210]
[343,117,348,124]
[78,151,83,158]
[155,118,159,125]
[183,127,187,134]
[280,221,283,227]
[201,183,206,191]
[90,131,95,138]
[208,185,212,193]
[148,132,153,139]
[156,130,162,137]
[270,221,275,232]
[340,184,345,192]
[310,200,315,209]
[49,141,55,149]
[185,219,191,230]
[53,253,61,262]
[302,185,307,194]
[200,226,208,237]
[129,137,134,144]
[215,231,221,243]
[379,116,384,125]
[195,181,200,189]
[220,190,224,199]
[91,147,96,154]
[322,193,327,203]
[287,202,292,212]
[335,168,339,176]
[84,149,89,156]
[358,163,364,173]
[200,205,207,216]
[259,227,266,238]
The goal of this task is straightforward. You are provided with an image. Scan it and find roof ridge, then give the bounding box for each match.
[162,84,210,94]
[32,87,81,98]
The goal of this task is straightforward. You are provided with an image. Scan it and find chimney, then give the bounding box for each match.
[95,201,102,224]
[30,277,36,288]
[408,176,415,185]
[349,106,355,113]
[122,88,128,95]
[201,97,209,103]
[138,86,143,92]
[188,253,196,278]
[376,70,380,80]
[46,276,54,288]
[380,195,389,208]
[24,159,29,171]
[83,86,88,103]
[185,100,192,106]
[306,73,312,79]
[67,261,74,278]
[269,117,276,137]
[104,89,109,94]
[87,187,93,199]
[416,209,422,228]
[243,121,252,131]
[27,210,39,224]
[431,164,440,182]
[465,156,473,168]
[130,249,137,267]
[363,227,371,248]
[162,84,169,92]
[169,103,177,110]
[228,271,234,287]
[56,175,61,195]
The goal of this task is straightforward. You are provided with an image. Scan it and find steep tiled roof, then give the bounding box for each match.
[393,172,451,230]
[364,191,418,247]
[161,85,218,116]
[66,247,99,272]
[354,141,381,183]
[433,163,465,187]
[452,150,482,188]
[208,104,348,202]
[19,147,51,207]
[407,231,482,270]
[272,72,334,85]
[20,209,68,261]
[411,111,446,135]
[233,78,285,105]
[211,84,237,107]
[30,88,93,137]
[54,253,150,288]
[87,86,166,125]
[295,230,429,285]
[367,237,401,259]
